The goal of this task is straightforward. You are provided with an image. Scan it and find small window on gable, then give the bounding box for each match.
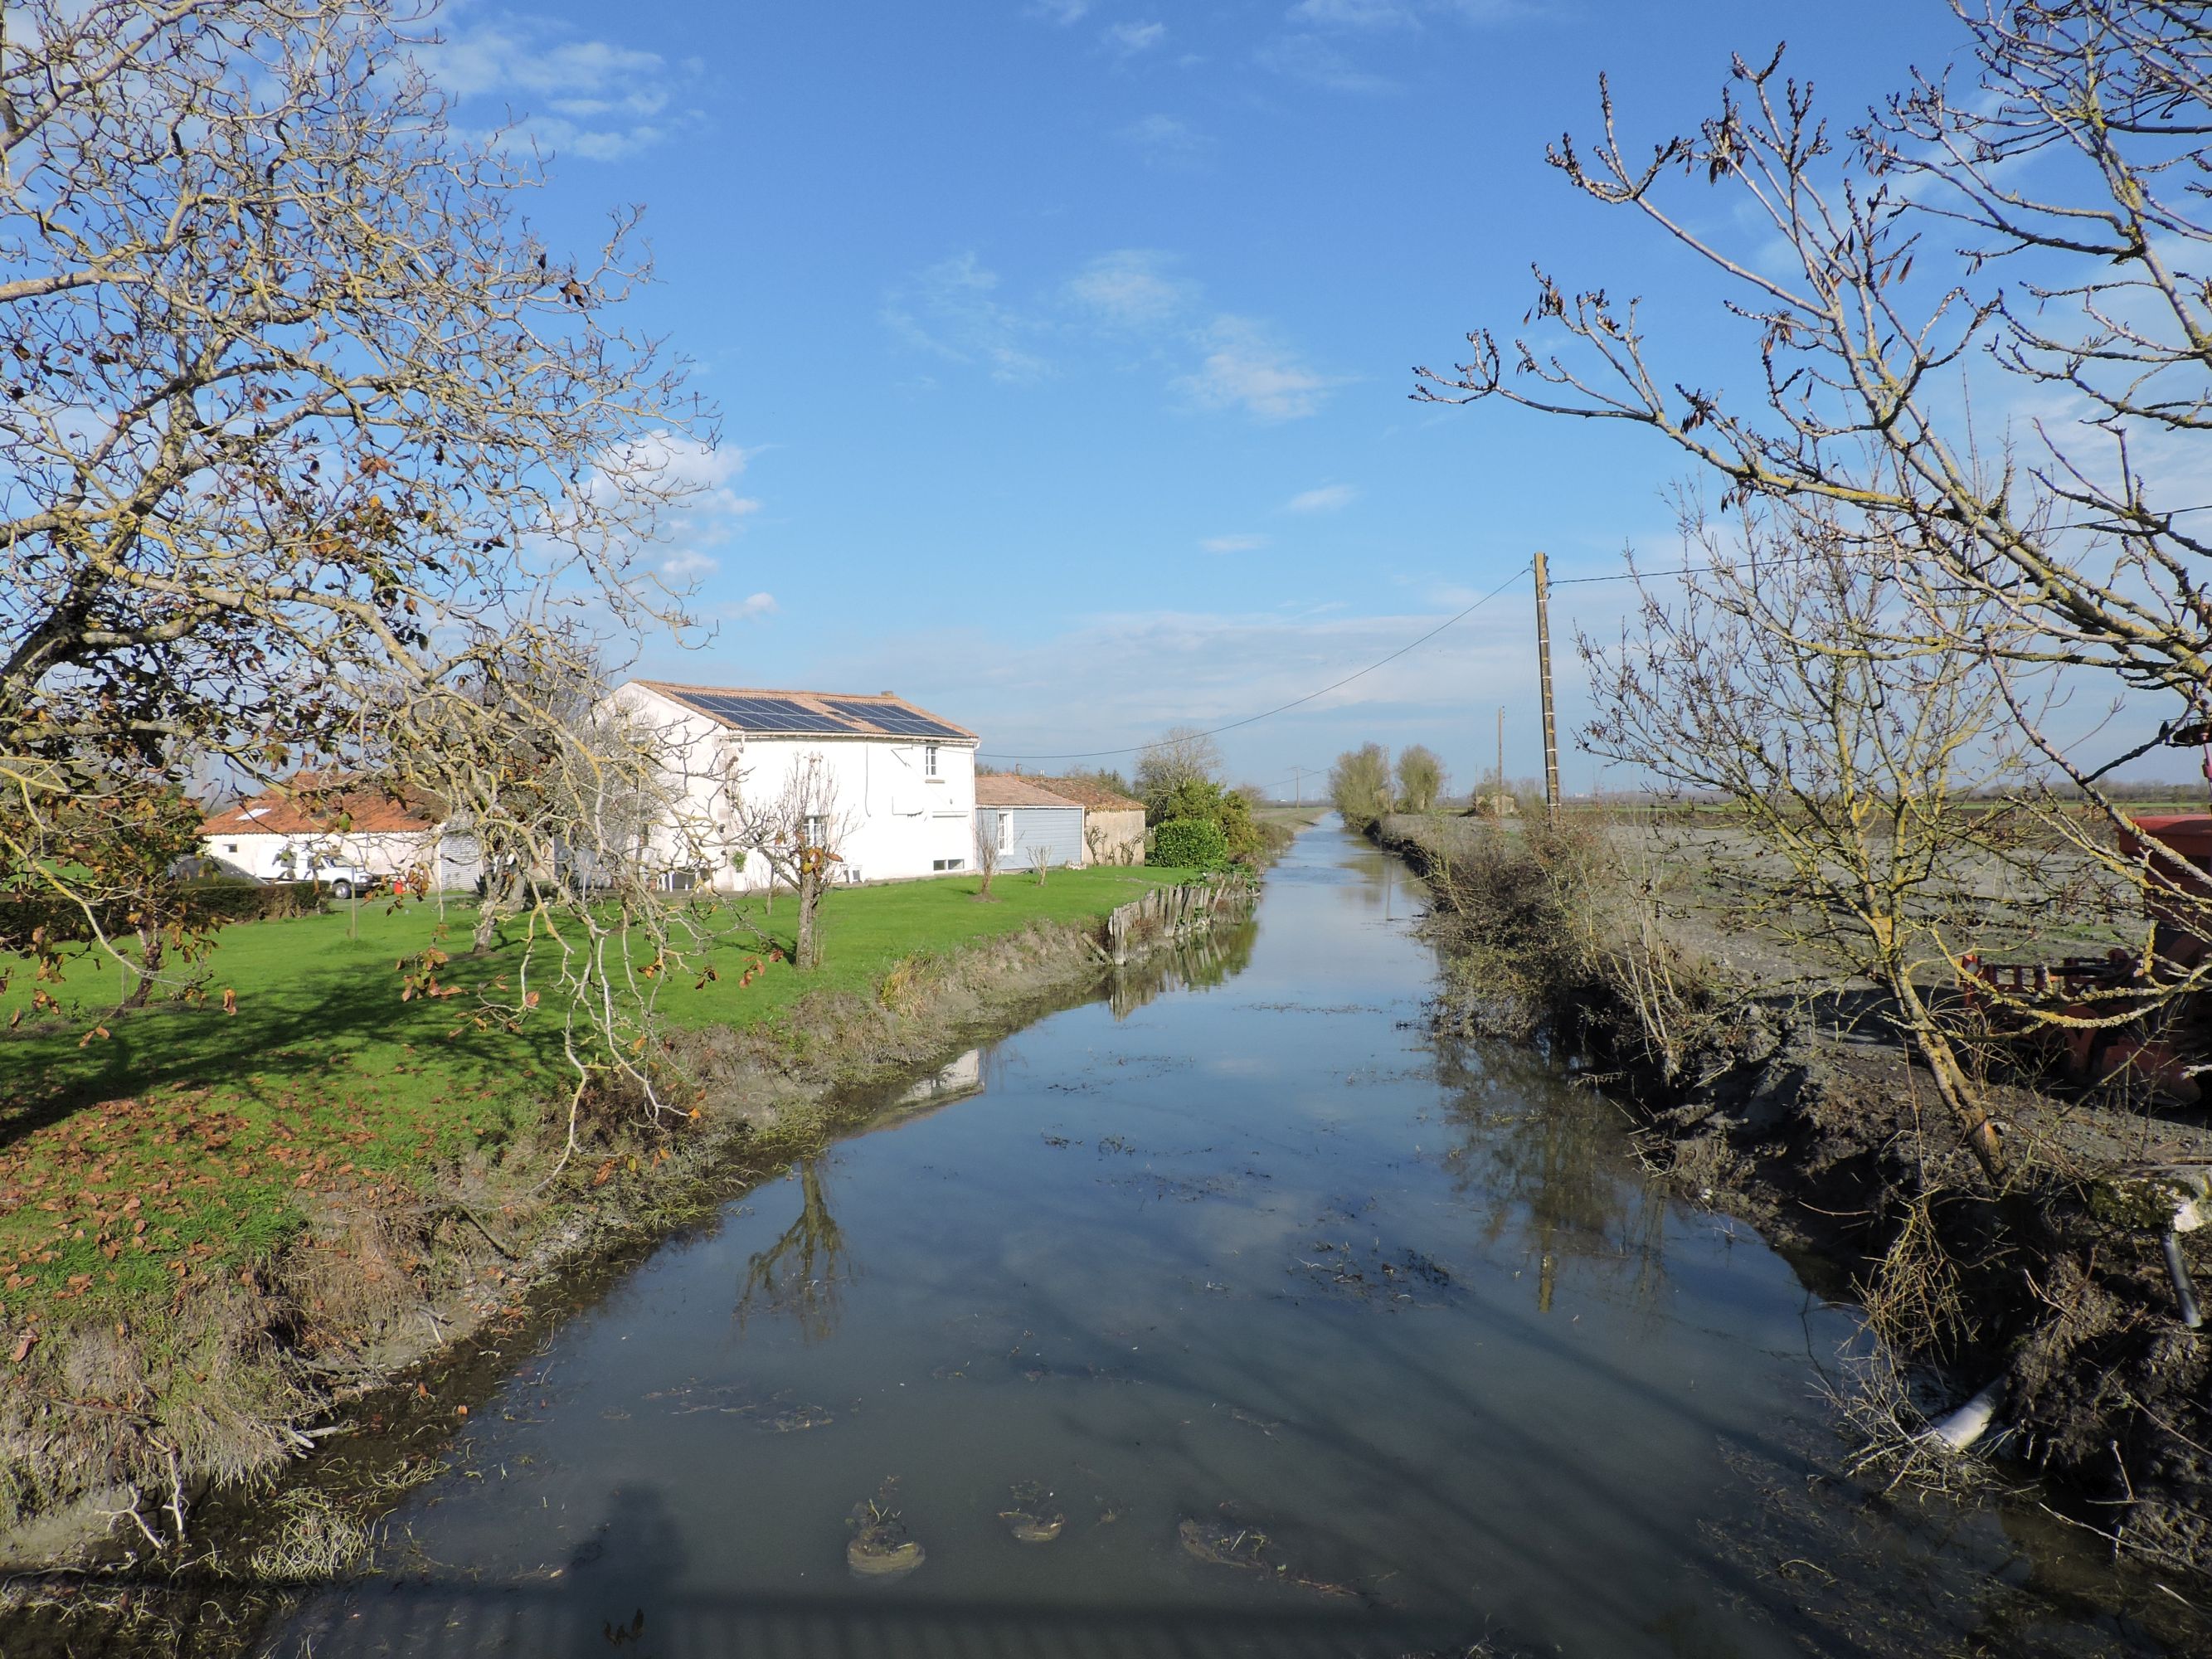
[225,843,238,854]
[925,743,940,778]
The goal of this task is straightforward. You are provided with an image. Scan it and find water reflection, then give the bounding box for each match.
[896,1048,983,1108]
[1106,917,1258,1019]
[1435,1041,1671,1319]
[735,1158,855,1343]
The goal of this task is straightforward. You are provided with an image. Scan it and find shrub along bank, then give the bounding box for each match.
[1372,810,2212,1582]
[0,864,1196,1569]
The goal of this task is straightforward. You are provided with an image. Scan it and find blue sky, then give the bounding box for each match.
[427,0,1976,795]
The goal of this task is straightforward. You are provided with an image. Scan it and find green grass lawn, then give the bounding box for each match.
[0,865,1184,1315]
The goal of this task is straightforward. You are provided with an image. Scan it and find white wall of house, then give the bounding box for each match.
[203,829,443,883]
[611,683,980,890]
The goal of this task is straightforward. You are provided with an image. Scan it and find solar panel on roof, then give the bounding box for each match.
[822,698,965,739]
[678,693,856,733]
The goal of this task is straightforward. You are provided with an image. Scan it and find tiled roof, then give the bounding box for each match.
[975,776,1085,808]
[633,680,976,742]
[198,776,441,837]
[1022,776,1145,814]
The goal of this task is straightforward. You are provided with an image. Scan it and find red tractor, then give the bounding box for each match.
[1962,812,2212,1101]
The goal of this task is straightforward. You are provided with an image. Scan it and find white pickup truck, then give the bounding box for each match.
[294,857,379,899]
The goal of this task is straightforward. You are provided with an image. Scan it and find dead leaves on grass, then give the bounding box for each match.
[0,1091,417,1305]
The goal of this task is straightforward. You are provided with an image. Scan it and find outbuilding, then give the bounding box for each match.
[974,776,1087,871]
[1024,776,1148,865]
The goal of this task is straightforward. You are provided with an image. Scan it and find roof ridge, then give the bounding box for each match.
[635,679,911,703]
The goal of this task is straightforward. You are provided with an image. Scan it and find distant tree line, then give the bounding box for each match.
[1328,743,1451,830]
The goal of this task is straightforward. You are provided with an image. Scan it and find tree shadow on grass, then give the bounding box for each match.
[0,947,567,1155]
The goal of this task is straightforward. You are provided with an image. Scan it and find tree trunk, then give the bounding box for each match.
[1892,975,2007,1185]
[131,923,163,1007]
[473,871,518,955]
[796,870,823,970]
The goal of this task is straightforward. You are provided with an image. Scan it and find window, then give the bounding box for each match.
[932,856,966,872]
[925,743,940,778]
[224,843,238,854]
[805,813,828,848]
[995,813,1013,854]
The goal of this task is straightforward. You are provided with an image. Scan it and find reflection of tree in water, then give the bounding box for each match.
[1434,1041,1670,1316]
[736,1158,855,1341]
[1108,917,1259,1019]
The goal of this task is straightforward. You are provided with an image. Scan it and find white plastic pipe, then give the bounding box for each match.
[1923,1373,2007,1452]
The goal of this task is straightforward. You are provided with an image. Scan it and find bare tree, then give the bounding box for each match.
[1416,7,2212,714]
[1583,502,2048,1183]
[1397,745,1446,814]
[975,814,1001,900]
[0,2,711,1014]
[1135,727,1224,818]
[1413,1,2212,1075]
[1029,843,1051,886]
[726,752,848,971]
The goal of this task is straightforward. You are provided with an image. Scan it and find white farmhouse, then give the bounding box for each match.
[197,775,479,887]
[611,680,979,891]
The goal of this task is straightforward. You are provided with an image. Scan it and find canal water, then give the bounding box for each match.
[271,822,2202,1658]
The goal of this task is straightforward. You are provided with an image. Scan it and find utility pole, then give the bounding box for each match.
[1534,551,1560,827]
[1291,765,1305,807]
[1495,706,1505,812]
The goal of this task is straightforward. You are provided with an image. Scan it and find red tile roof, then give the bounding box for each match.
[197,776,441,838]
[975,776,1085,808]
[1022,776,1145,814]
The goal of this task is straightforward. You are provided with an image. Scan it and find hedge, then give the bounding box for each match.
[1150,816,1230,870]
[0,879,324,951]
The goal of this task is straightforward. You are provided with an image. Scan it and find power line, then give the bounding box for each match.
[977,561,1535,763]
[1547,547,1833,586]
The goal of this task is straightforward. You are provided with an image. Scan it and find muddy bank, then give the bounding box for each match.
[0,881,1254,1618]
[1369,813,2212,1582]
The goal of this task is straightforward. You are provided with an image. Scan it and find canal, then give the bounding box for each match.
[270,820,2201,1657]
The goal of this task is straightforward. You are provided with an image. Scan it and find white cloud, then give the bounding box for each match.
[1256,32,1398,93]
[1202,533,1271,553]
[1103,20,1166,55]
[1175,317,1337,421]
[660,547,719,579]
[1118,112,1211,168]
[882,253,1053,383]
[597,435,763,592]
[1290,0,1418,26]
[817,599,1539,771]
[1291,0,1528,24]
[727,592,778,622]
[1288,483,1358,512]
[420,16,699,161]
[1066,249,1195,327]
[886,254,1334,424]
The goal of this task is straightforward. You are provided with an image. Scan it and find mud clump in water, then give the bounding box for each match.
[998,1482,1065,1543]
[846,1479,925,1578]
[1177,1514,1271,1571]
